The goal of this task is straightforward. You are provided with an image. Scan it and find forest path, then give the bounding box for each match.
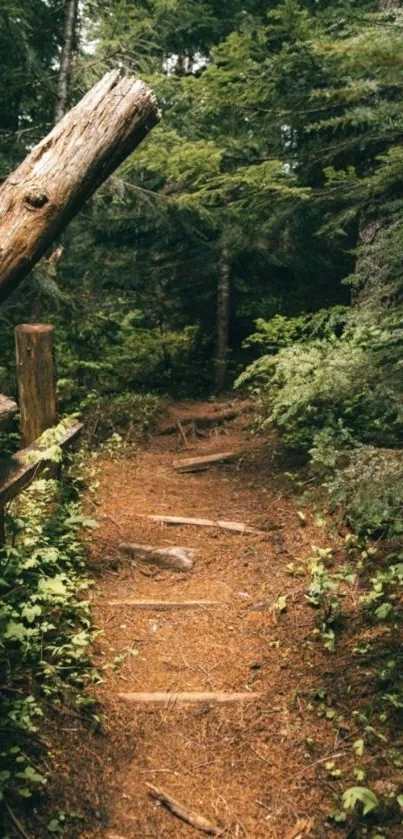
[84,401,338,839]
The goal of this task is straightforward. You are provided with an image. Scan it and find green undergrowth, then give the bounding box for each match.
[80,390,164,448]
[0,440,99,834]
[294,535,403,835]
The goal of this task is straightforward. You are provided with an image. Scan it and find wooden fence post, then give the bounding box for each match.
[15,324,57,447]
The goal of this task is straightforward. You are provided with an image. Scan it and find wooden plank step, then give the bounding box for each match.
[173,451,238,473]
[107,600,219,610]
[147,515,262,535]
[119,691,260,705]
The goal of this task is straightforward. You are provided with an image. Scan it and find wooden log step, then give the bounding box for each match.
[173,451,239,473]
[118,691,260,705]
[159,400,251,434]
[147,515,262,535]
[107,600,219,610]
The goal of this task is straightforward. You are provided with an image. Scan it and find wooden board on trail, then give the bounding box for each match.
[147,514,263,535]
[173,451,239,472]
[107,600,218,610]
[120,542,195,571]
[118,691,260,705]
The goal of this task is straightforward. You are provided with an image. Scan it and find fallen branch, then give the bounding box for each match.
[285,818,315,839]
[173,451,238,473]
[120,542,195,572]
[146,515,263,535]
[177,420,189,448]
[147,783,222,835]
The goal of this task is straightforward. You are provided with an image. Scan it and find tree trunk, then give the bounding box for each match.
[54,0,78,124]
[214,246,231,392]
[0,71,160,304]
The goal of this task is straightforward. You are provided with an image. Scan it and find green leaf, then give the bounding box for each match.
[353,738,365,757]
[342,786,379,816]
[274,595,288,612]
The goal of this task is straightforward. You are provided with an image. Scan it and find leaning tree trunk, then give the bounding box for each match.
[214,246,231,393]
[0,71,160,304]
[54,0,78,123]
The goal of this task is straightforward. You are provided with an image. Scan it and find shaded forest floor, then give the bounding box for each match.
[38,400,402,839]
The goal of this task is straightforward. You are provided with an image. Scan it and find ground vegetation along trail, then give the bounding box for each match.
[84,402,343,839]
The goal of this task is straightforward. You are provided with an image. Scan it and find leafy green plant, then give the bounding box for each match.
[342,786,379,817]
[0,467,99,811]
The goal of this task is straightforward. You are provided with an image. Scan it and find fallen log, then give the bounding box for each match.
[159,401,251,434]
[147,515,262,535]
[173,451,239,473]
[0,71,160,303]
[147,783,222,835]
[120,542,195,572]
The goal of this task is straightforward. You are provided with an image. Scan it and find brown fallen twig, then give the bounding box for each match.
[4,800,32,839]
[177,420,189,448]
[285,817,315,839]
[147,783,223,835]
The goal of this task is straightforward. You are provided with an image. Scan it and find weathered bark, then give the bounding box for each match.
[54,0,78,123]
[214,246,231,392]
[0,71,160,304]
[15,324,57,446]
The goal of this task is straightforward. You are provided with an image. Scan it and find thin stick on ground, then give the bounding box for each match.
[177,420,189,448]
[147,783,223,835]
[4,800,33,839]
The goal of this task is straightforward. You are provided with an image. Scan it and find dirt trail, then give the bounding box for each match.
[83,402,342,839]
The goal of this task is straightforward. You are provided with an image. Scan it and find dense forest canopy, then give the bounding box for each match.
[0,0,402,500]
